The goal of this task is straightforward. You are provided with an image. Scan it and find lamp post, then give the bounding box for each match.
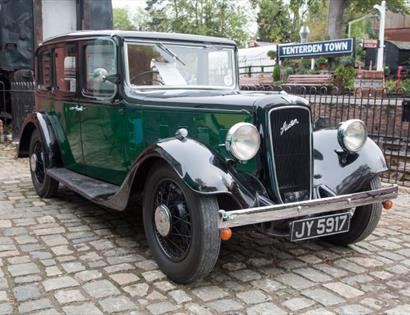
[374,1,386,71]
[299,25,315,70]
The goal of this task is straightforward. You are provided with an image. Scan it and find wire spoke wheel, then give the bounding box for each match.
[31,141,45,184]
[153,179,192,262]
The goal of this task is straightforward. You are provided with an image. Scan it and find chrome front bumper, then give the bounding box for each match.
[218,185,398,228]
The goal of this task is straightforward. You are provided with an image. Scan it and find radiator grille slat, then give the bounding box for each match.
[269,106,312,201]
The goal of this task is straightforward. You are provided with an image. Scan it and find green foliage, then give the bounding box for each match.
[257,0,295,42]
[267,50,277,60]
[145,0,250,47]
[285,66,294,76]
[385,79,410,94]
[335,65,356,89]
[317,57,328,65]
[113,8,136,30]
[273,64,281,81]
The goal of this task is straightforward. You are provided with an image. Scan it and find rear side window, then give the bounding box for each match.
[83,39,117,98]
[37,50,53,90]
[55,44,77,93]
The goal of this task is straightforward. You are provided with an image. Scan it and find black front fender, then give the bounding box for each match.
[313,129,387,195]
[106,137,268,211]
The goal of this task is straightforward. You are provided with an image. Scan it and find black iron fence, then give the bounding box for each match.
[241,84,410,187]
[0,81,35,140]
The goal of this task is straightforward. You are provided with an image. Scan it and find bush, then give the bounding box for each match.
[273,64,281,82]
[335,66,356,90]
[317,57,328,65]
[267,50,276,60]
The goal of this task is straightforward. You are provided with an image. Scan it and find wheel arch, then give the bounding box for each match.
[126,154,242,212]
[17,112,63,168]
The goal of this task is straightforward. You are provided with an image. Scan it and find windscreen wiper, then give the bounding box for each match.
[157,42,186,66]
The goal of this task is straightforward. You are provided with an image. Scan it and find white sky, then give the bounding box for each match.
[112,0,146,11]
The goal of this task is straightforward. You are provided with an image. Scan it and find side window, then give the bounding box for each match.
[55,44,77,94]
[37,49,53,90]
[83,39,117,98]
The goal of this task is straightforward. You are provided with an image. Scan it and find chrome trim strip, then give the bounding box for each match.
[218,185,398,228]
[267,105,313,202]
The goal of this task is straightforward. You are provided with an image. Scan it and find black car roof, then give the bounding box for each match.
[41,30,236,46]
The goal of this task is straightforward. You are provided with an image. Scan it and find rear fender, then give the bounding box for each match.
[17,112,62,168]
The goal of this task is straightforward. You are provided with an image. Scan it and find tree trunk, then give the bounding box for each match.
[328,0,347,39]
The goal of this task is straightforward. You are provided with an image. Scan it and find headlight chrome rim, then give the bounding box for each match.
[226,122,260,161]
[337,119,368,153]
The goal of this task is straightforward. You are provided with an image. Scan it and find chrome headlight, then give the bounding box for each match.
[226,122,260,161]
[337,119,367,152]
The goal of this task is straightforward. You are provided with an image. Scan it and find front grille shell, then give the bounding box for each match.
[268,105,313,202]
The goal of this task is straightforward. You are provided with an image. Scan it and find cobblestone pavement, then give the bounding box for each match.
[1,143,410,315]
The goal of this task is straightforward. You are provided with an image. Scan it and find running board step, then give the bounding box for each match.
[47,168,119,201]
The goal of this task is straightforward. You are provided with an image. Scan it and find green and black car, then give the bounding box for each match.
[18,31,398,284]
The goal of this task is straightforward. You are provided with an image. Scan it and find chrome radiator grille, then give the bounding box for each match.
[269,106,312,202]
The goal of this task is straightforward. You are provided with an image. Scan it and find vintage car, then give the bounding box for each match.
[17,31,397,284]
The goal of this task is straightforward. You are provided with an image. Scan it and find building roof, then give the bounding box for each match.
[42,30,236,46]
[390,40,410,50]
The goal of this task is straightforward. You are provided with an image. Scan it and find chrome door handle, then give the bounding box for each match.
[68,105,84,112]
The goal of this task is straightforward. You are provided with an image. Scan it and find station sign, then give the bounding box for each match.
[277,38,354,59]
[362,39,378,49]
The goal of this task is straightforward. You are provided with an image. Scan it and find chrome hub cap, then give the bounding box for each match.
[30,154,37,172]
[155,204,172,237]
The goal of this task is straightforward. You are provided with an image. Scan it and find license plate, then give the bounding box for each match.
[290,212,350,241]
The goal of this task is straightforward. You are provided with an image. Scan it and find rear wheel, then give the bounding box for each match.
[143,163,221,284]
[29,129,59,198]
[324,176,382,245]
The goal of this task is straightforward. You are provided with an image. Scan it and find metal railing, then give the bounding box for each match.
[241,84,410,187]
[9,81,35,139]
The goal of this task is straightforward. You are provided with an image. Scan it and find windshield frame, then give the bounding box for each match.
[123,39,238,91]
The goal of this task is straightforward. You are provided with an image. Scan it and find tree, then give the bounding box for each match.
[145,0,250,47]
[328,0,410,39]
[113,8,136,31]
[257,0,294,42]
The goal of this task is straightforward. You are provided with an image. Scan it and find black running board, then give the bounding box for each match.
[47,168,119,201]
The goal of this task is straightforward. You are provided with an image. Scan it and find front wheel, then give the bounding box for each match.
[142,163,221,284]
[324,176,382,246]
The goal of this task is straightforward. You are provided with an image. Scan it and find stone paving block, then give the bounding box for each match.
[83,279,120,298]
[13,283,42,301]
[110,272,140,285]
[236,289,269,304]
[18,298,52,313]
[282,297,316,311]
[124,283,150,297]
[168,289,192,304]
[323,282,364,299]
[229,269,262,282]
[337,304,372,315]
[276,273,314,289]
[0,303,12,315]
[63,303,103,315]
[206,298,243,313]
[302,288,346,306]
[54,289,87,304]
[7,262,40,277]
[192,286,229,302]
[146,301,179,315]
[98,296,136,313]
[74,270,102,282]
[43,276,79,291]
[247,302,287,315]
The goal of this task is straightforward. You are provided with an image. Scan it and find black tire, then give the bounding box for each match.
[324,176,382,246]
[29,129,59,198]
[143,162,221,284]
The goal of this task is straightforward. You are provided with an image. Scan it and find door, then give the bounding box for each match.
[37,45,83,171]
[78,38,128,185]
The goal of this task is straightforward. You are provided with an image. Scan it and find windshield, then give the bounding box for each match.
[125,41,236,89]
